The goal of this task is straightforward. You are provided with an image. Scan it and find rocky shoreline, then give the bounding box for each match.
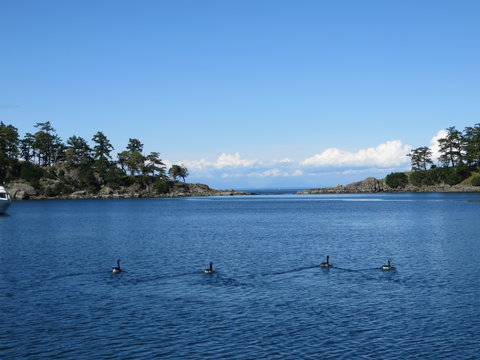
[7,181,252,201]
[296,177,480,194]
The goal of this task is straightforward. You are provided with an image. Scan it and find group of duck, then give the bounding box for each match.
[320,256,394,270]
[111,260,215,274]
[111,257,394,274]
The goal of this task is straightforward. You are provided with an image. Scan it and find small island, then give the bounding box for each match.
[0,121,250,200]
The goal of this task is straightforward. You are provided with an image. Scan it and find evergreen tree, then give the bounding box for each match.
[33,121,61,166]
[438,126,463,167]
[124,138,145,175]
[463,124,480,170]
[0,122,20,182]
[407,146,433,171]
[117,150,129,173]
[20,133,36,163]
[169,164,189,182]
[385,172,408,188]
[65,136,92,167]
[145,152,166,177]
[92,131,114,178]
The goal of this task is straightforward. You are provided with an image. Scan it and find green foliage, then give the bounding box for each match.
[30,122,64,167]
[104,167,129,189]
[409,165,471,186]
[65,135,92,167]
[46,167,57,179]
[1,120,172,196]
[19,161,45,187]
[0,122,20,182]
[407,146,433,171]
[92,131,114,178]
[444,163,471,185]
[145,152,166,177]
[119,138,160,176]
[153,179,169,194]
[409,171,429,187]
[471,176,480,186]
[77,164,99,191]
[45,182,73,197]
[169,164,189,182]
[428,165,469,185]
[438,126,463,167]
[385,172,408,188]
[463,124,480,169]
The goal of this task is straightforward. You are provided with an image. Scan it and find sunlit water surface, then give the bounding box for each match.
[1,193,480,359]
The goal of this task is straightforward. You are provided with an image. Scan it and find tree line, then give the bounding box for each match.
[386,123,480,188]
[0,121,189,195]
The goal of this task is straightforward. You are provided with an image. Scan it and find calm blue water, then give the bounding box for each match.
[1,193,480,359]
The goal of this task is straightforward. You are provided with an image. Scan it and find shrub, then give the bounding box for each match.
[46,167,57,179]
[385,172,408,188]
[471,176,480,186]
[20,162,44,188]
[409,171,426,187]
[154,179,169,194]
[444,164,471,185]
[45,182,73,197]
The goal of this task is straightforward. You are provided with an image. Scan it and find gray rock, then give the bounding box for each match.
[7,183,37,200]
[297,176,480,194]
[100,186,113,195]
[345,177,389,193]
[297,177,390,194]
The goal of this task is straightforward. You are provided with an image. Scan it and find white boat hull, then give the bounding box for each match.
[0,186,11,214]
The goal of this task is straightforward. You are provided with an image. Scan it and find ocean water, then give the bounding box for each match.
[1,193,480,359]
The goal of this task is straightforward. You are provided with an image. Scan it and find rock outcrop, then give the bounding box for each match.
[8,183,37,200]
[297,177,480,194]
[6,181,252,201]
[297,177,390,194]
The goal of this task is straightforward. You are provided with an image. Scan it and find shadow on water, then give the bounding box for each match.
[199,272,248,287]
[128,271,199,285]
[331,266,383,272]
[262,264,320,277]
[49,270,109,281]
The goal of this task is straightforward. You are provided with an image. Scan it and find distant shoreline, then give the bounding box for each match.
[296,177,480,195]
[7,181,253,201]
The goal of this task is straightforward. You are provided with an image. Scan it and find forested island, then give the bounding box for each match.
[0,121,248,200]
[298,124,480,194]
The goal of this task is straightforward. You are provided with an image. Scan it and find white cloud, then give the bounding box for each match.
[248,169,303,178]
[180,153,292,171]
[300,140,411,167]
[220,168,303,178]
[429,129,448,163]
[216,152,257,168]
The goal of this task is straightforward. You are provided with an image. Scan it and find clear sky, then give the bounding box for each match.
[1,0,479,189]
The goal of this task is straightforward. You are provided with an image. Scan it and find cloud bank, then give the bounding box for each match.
[429,129,448,163]
[182,152,292,171]
[170,132,446,188]
[300,140,411,167]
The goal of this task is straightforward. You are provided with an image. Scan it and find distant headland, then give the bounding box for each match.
[296,176,480,194]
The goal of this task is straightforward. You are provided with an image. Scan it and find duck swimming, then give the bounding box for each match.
[381,259,394,270]
[112,259,122,273]
[204,262,214,274]
[320,256,330,268]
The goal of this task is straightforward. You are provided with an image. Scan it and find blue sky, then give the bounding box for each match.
[1,0,479,189]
